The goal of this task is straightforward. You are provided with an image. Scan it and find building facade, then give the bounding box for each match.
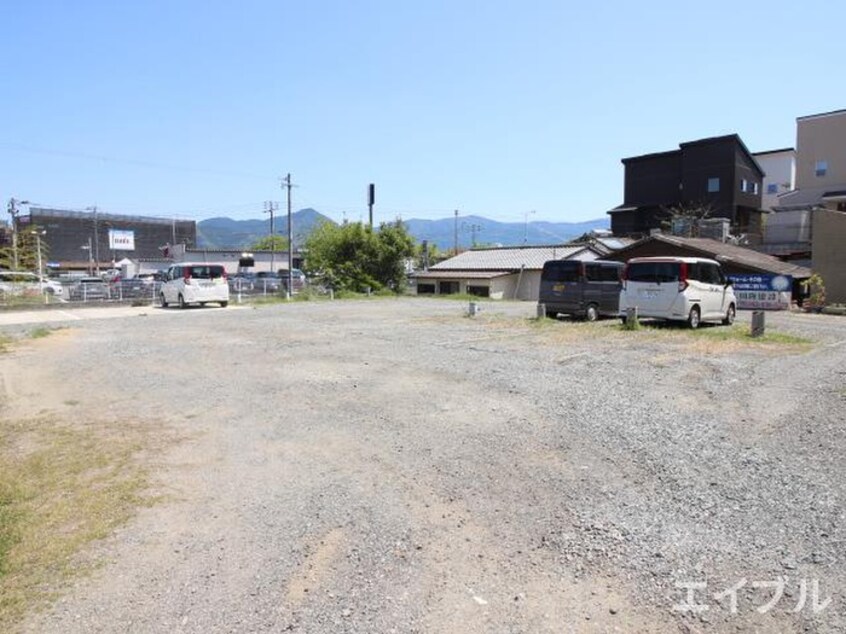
[412,244,602,300]
[16,207,196,270]
[754,148,795,211]
[608,135,765,239]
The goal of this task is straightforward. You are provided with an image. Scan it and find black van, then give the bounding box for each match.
[538,260,624,321]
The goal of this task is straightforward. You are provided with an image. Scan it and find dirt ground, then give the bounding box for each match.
[2,298,845,633]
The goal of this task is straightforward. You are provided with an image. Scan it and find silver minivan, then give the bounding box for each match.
[619,257,736,328]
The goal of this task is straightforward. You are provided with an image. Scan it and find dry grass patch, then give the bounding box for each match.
[0,416,161,630]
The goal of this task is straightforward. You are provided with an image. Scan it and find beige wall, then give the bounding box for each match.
[796,111,846,190]
[414,271,543,300]
[812,210,846,304]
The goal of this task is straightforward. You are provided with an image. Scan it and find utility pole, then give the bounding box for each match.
[264,200,279,273]
[281,174,295,299]
[453,209,459,255]
[368,183,375,229]
[462,221,482,248]
[86,206,100,275]
[7,198,29,270]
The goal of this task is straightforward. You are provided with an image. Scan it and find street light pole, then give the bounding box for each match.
[524,210,536,245]
[31,230,45,278]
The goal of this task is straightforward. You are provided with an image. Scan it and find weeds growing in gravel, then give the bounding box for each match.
[0,418,157,630]
[29,327,54,339]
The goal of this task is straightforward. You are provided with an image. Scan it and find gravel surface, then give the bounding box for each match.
[3,298,845,633]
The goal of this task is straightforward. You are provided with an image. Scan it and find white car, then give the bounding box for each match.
[619,257,736,329]
[0,271,64,297]
[159,263,229,308]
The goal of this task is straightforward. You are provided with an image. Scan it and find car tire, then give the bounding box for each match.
[220,301,228,308]
[160,293,168,308]
[687,305,701,329]
[178,294,186,309]
[585,304,599,322]
[722,303,736,326]
[545,309,558,319]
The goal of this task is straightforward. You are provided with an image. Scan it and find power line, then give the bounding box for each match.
[0,141,272,180]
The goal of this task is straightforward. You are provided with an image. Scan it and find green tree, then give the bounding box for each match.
[250,235,289,251]
[304,220,416,292]
[0,225,49,271]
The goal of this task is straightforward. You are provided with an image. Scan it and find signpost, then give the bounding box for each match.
[727,274,792,310]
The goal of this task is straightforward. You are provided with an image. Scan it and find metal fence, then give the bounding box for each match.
[0,278,305,308]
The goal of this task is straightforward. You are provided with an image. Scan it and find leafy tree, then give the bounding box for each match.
[249,235,289,251]
[304,220,416,292]
[0,225,49,271]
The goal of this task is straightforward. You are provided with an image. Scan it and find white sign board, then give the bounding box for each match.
[108,229,135,251]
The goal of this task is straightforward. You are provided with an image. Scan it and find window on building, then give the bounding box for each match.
[416,283,435,294]
[438,281,460,295]
[816,160,828,177]
[740,179,748,192]
[767,183,778,195]
[752,182,759,195]
[707,177,720,193]
[467,285,490,297]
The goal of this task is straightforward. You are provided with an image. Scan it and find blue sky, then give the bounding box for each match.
[1,1,844,225]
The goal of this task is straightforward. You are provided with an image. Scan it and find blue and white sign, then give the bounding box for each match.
[108,229,135,251]
[728,274,792,310]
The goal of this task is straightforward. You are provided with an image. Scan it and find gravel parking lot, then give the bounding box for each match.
[4,298,845,633]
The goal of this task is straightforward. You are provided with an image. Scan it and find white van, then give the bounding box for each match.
[619,257,736,328]
[160,263,229,308]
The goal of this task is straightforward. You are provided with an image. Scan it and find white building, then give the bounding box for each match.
[412,244,603,300]
[753,148,795,211]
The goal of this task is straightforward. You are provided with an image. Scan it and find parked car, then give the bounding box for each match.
[0,271,64,298]
[278,268,307,294]
[66,276,111,301]
[619,257,736,329]
[109,276,146,298]
[539,260,624,321]
[160,263,229,308]
[228,272,256,293]
[253,271,283,293]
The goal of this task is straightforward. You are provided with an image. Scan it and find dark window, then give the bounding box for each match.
[584,264,602,282]
[467,285,490,297]
[815,160,828,177]
[541,261,581,282]
[438,281,459,295]
[600,265,621,282]
[707,177,720,193]
[186,265,225,279]
[417,283,435,294]
[626,262,681,283]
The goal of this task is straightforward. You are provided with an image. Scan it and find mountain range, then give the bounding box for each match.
[196,209,610,250]
[196,209,332,248]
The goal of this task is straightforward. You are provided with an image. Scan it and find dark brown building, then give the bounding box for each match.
[608,135,766,238]
[605,234,810,279]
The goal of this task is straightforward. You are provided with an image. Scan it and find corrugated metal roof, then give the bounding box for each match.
[430,245,595,271]
[413,270,512,280]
